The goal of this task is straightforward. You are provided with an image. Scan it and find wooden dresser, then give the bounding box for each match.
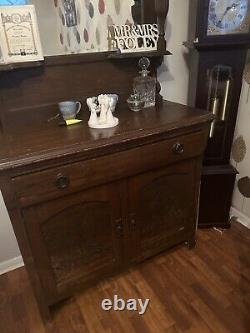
[0,99,213,320]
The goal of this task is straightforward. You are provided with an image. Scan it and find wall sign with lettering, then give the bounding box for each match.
[108,24,159,53]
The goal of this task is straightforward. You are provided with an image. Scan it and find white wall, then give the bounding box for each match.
[231,53,250,229]
[0,193,22,274]
[158,0,192,105]
[30,0,63,56]
[0,0,192,272]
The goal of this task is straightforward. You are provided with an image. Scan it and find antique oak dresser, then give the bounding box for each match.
[0,89,213,320]
[0,0,214,323]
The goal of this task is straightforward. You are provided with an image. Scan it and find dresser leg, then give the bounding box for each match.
[186,236,196,249]
[45,320,56,333]
[38,302,52,325]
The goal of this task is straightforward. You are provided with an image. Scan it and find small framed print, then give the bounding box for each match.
[0,5,43,64]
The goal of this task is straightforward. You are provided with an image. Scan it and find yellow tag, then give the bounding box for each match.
[65,119,83,126]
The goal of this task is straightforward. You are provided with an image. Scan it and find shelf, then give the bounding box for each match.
[108,49,172,59]
[183,40,250,51]
[45,50,171,66]
[193,40,250,51]
[44,51,117,66]
[0,49,171,71]
[0,60,44,72]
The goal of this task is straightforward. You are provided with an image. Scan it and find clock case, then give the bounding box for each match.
[187,0,249,228]
[196,0,250,48]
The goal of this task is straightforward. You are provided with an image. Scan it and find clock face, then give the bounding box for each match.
[207,0,250,36]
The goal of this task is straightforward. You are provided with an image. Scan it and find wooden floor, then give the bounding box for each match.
[0,222,249,333]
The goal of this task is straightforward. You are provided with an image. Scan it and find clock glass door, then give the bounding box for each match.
[195,49,247,165]
[207,65,232,139]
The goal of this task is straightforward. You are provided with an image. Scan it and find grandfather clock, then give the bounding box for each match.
[192,0,250,228]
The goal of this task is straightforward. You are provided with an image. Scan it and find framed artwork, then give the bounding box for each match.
[0,1,27,4]
[0,5,43,63]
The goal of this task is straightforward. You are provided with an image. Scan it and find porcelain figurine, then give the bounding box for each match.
[87,94,119,129]
[107,94,119,112]
[98,94,109,124]
[87,97,99,127]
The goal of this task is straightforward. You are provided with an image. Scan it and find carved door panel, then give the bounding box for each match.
[128,160,197,262]
[22,183,123,301]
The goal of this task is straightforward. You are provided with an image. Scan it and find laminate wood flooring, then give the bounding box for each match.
[0,222,249,333]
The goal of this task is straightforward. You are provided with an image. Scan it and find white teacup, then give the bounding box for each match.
[58,101,81,120]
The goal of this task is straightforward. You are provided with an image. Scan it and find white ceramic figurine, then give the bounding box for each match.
[87,94,119,129]
[86,97,99,127]
[98,94,109,124]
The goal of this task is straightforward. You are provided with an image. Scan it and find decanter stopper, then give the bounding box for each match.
[138,57,150,77]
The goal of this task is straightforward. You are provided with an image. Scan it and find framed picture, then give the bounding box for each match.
[0,5,43,63]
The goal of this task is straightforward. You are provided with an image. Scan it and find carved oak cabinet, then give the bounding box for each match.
[0,101,213,320]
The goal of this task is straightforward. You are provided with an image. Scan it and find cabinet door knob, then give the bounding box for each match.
[115,219,123,238]
[130,213,136,229]
[173,143,184,155]
[116,224,123,231]
[131,219,136,227]
[55,174,70,190]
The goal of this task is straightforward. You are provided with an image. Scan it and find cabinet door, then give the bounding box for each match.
[128,160,198,262]
[22,183,123,302]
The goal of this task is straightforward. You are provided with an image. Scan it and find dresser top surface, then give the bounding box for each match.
[0,100,213,172]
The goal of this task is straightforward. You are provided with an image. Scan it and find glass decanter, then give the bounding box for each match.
[133,57,156,108]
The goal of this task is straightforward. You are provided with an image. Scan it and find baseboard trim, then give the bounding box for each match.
[230,207,250,229]
[0,256,24,275]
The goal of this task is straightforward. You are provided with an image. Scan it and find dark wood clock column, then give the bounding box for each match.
[190,0,250,228]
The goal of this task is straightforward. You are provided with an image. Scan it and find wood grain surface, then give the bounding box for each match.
[0,100,213,321]
[0,101,213,172]
[0,222,249,333]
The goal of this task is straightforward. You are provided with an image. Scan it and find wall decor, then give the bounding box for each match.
[63,0,77,27]
[231,135,247,164]
[231,72,250,224]
[243,63,250,84]
[108,23,159,53]
[0,1,167,58]
[0,5,43,63]
[243,62,250,102]
[238,176,250,198]
[55,0,135,54]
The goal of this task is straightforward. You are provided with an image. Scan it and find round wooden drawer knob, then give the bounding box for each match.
[55,174,70,190]
[173,143,184,155]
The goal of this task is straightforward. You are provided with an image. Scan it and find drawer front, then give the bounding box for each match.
[13,131,206,206]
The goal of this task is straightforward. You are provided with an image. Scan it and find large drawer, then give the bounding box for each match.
[12,130,206,206]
